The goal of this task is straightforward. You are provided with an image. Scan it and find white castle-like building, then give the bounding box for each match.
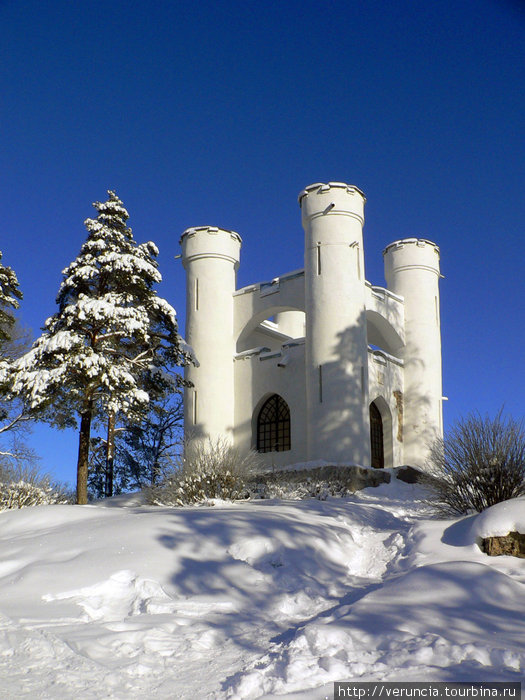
[180,182,443,470]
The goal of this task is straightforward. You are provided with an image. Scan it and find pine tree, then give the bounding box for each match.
[121,393,183,485]
[0,251,23,345]
[9,191,190,504]
[0,252,32,443]
[88,393,183,498]
[0,321,33,455]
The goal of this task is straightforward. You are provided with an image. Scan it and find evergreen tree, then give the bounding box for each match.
[122,393,183,485]
[88,430,129,498]
[0,252,32,445]
[0,321,34,459]
[8,191,190,504]
[88,393,183,498]
[0,251,23,346]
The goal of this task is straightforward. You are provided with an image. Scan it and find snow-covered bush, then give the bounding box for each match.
[146,438,263,506]
[147,453,391,506]
[250,465,389,500]
[0,478,70,510]
[0,464,72,510]
[249,475,339,501]
[423,410,525,515]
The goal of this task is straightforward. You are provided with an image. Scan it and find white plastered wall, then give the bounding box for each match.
[233,342,307,467]
[367,350,405,468]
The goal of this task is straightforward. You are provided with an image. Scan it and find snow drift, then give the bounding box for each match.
[0,481,523,699]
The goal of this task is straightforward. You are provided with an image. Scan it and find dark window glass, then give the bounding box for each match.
[257,394,291,453]
[370,402,384,469]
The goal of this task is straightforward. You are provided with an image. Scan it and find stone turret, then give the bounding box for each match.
[299,182,370,464]
[180,226,242,446]
[383,238,443,466]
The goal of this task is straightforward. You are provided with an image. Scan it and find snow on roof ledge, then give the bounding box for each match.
[368,346,404,366]
[233,269,305,297]
[234,346,271,360]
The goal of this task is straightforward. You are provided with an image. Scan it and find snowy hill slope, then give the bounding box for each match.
[0,481,523,699]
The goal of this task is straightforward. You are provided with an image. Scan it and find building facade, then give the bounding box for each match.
[180,182,443,469]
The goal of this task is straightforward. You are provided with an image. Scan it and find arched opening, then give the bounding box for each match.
[366,310,404,357]
[236,305,306,353]
[369,401,384,469]
[256,394,291,453]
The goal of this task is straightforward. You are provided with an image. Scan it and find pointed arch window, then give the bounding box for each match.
[370,401,384,469]
[257,394,291,453]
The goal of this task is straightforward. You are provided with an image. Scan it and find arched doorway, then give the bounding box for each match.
[256,394,291,453]
[369,401,384,468]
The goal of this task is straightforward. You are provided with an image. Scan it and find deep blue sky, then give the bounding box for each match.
[1,0,523,485]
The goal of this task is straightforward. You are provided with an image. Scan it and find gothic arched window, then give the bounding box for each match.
[370,401,384,469]
[257,394,291,453]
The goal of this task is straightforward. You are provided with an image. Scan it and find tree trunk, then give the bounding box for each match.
[152,457,159,485]
[105,411,116,497]
[76,400,93,505]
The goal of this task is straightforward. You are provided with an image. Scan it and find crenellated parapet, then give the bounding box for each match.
[383,238,440,277]
[180,226,242,268]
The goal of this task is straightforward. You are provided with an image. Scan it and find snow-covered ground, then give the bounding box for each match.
[0,480,523,699]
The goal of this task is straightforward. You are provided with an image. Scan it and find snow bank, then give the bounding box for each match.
[43,570,179,621]
[0,482,523,698]
[468,496,525,539]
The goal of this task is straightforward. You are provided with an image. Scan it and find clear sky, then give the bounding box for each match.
[1,0,523,486]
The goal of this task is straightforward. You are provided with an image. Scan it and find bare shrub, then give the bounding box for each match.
[423,410,525,515]
[145,437,264,506]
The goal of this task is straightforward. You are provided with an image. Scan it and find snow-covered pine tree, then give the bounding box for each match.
[0,251,23,345]
[0,251,32,441]
[9,191,190,504]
